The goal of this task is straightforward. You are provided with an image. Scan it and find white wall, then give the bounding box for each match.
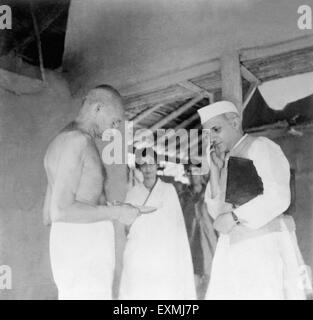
[0,71,78,299]
[63,0,313,93]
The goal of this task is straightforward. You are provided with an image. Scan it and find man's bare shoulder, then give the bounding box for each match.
[44,129,93,166]
[52,129,92,150]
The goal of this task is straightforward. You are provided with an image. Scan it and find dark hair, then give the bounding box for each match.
[135,148,158,169]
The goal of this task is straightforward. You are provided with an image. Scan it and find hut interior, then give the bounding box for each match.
[0,0,313,299]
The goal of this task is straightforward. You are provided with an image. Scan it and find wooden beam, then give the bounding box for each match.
[12,4,67,53]
[130,103,163,126]
[178,81,214,100]
[125,85,194,110]
[245,122,313,141]
[240,65,260,84]
[240,35,313,62]
[30,2,46,82]
[249,119,313,134]
[154,90,214,144]
[174,89,214,130]
[174,113,200,130]
[149,95,204,131]
[246,120,289,133]
[120,59,220,96]
[126,81,214,117]
[221,50,243,114]
[242,47,313,83]
[243,81,258,110]
[153,113,200,149]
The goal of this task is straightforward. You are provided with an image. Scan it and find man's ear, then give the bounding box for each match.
[232,117,241,131]
[95,103,102,112]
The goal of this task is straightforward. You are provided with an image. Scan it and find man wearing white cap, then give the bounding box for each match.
[198,101,307,300]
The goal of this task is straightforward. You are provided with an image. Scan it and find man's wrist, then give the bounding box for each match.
[231,211,240,225]
[102,204,120,221]
[113,206,122,222]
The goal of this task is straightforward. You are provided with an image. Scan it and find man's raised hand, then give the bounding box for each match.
[213,212,236,234]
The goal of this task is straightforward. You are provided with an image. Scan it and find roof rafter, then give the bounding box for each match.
[240,64,260,84]
[11,3,67,54]
[178,80,214,100]
[150,95,204,131]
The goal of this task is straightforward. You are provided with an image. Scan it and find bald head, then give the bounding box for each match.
[84,85,123,113]
[88,84,122,104]
[93,84,122,99]
[76,84,125,139]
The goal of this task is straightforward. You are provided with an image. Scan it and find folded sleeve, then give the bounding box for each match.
[233,137,291,229]
[204,182,233,220]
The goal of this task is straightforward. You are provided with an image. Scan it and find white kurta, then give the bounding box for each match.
[205,134,306,300]
[119,179,196,300]
[50,221,115,300]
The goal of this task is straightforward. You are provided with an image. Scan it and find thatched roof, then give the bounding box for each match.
[1,0,313,155]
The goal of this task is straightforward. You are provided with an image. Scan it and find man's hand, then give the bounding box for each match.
[213,212,236,234]
[211,150,225,171]
[116,204,139,226]
[209,150,229,198]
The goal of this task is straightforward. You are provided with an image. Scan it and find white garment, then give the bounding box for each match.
[119,179,196,300]
[50,221,115,300]
[205,135,306,300]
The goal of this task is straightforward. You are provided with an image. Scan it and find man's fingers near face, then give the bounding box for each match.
[213,212,236,234]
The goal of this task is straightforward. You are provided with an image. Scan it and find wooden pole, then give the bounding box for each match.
[30,2,46,82]
[221,50,243,115]
[243,81,258,110]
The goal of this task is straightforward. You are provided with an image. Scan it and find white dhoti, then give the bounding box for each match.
[50,221,115,300]
[206,222,306,300]
[119,179,196,300]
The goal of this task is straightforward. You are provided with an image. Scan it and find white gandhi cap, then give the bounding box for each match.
[197,100,239,124]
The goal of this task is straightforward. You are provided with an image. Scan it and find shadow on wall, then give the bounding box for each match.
[274,131,313,272]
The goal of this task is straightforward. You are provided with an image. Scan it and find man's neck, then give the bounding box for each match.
[230,133,247,152]
[76,120,96,139]
[143,177,157,190]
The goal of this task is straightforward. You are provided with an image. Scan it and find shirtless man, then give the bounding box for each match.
[43,85,138,300]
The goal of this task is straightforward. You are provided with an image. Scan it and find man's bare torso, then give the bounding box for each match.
[44,128,104,223]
